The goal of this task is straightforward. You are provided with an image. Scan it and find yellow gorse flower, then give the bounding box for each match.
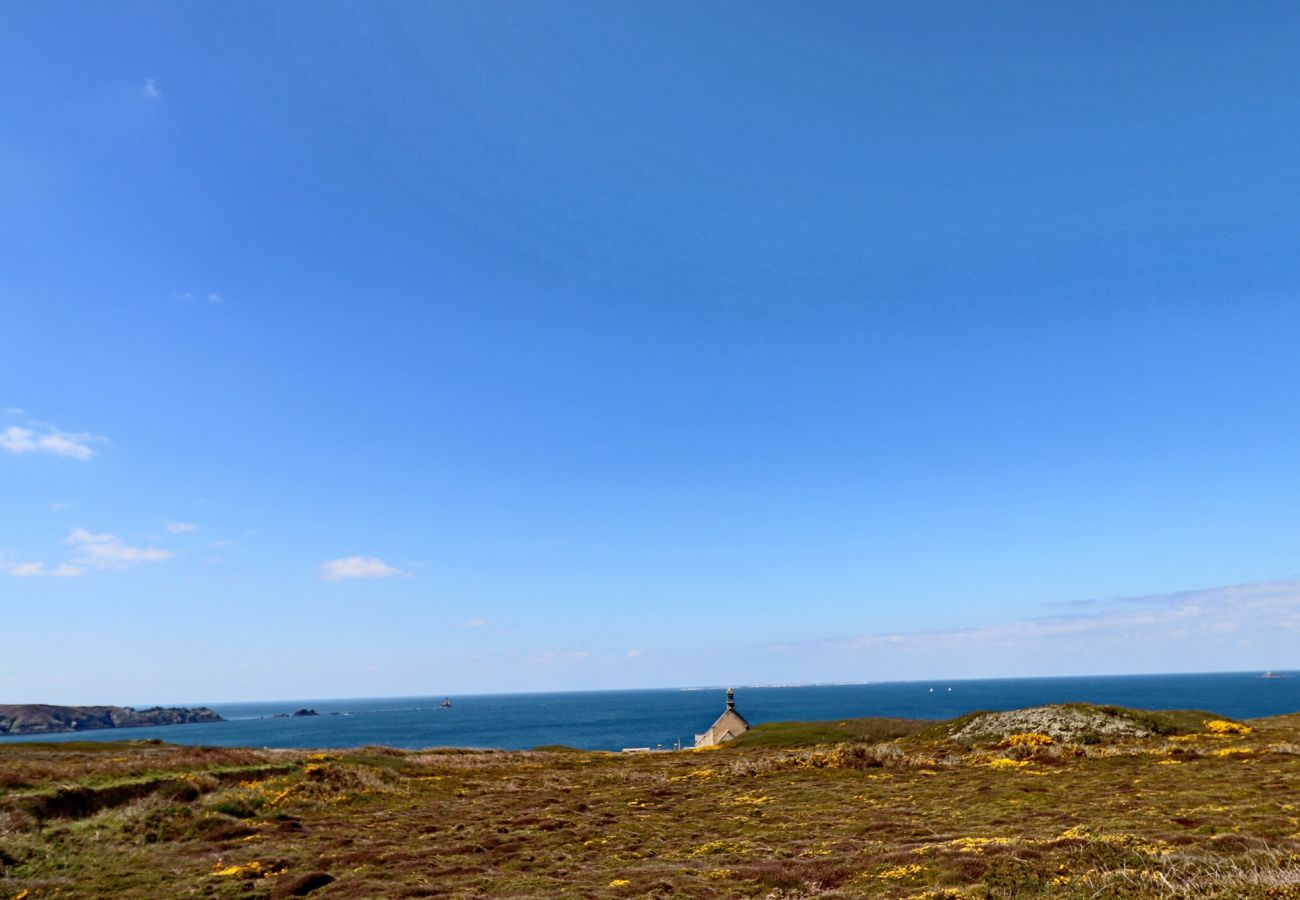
[986,757,1030,769]
[877,863,925,879]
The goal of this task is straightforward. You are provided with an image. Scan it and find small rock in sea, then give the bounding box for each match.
[290,708,319,717]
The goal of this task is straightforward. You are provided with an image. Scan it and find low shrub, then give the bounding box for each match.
[208,796,262,819]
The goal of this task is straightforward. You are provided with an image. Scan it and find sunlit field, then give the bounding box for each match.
[4,705,1300,898]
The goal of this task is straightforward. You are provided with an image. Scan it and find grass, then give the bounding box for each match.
[2,704,1300,898]
[729,716,928,749]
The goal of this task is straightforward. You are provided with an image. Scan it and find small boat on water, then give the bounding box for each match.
[1262,671,1284,679]
[439,697,453,708]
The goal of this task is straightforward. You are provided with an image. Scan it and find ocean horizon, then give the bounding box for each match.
[6,669,1298,752]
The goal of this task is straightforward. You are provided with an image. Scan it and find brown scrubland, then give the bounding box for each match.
[3,704,1300,898]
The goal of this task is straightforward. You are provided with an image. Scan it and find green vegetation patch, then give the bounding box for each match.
[729,716,927,748]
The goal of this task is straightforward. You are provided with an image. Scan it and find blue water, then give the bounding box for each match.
[4,671,1298,752]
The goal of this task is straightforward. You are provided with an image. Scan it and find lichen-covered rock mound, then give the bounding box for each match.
[947,703,1215,744]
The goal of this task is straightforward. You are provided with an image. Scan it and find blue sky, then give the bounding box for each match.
[4,2,1300,704]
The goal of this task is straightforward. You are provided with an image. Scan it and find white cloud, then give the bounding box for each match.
[1,424,102,460]
[320,556,405,581]
[2,407,24,416]
[67,528,174,570]
[51,502,68,512]
[9,562,83,578]
[207,292,222,304]
[164,521,197,534]
[142,78,161,99]
[626,649,642,658]
[463,618,489,628]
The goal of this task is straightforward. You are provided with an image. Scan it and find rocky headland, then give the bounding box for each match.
[0,704,223,736]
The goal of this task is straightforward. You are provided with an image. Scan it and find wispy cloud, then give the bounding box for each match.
[142,78,161,100]
[173,290,222,304]
[776,580,1300,656]
[164,521,198,534]
[531,649,591,665]
[463,618,489,628]
[8,562,83,578]
[67,528,174,570]
[1,423,103,460]
[51,502,68,512]
[2,407,24,416]
[320,556,406,581]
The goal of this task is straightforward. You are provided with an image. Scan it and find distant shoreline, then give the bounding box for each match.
[50,667,1293,710]
[0,704,223,736]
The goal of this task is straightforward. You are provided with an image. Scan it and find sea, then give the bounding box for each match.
[4,671,1297,752]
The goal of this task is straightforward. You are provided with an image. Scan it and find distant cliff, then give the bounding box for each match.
[0,704,223,736]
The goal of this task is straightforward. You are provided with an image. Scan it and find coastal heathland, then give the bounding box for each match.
[2,705,1299,898]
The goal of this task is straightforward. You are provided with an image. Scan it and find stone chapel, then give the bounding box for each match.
[693,687,750,748]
